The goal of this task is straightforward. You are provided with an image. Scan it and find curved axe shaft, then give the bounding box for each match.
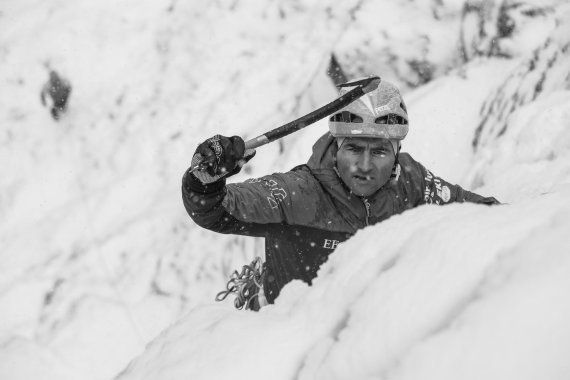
[190,76,381,174]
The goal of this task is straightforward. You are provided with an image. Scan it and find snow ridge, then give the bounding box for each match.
[118,192,570,380]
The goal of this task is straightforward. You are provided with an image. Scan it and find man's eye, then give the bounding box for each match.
[372,149,387,156]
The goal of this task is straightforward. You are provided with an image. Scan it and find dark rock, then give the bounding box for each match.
[41,70,72,121]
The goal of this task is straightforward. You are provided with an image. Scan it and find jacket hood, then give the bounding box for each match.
[306,132,345,196]
[307,132,338,171]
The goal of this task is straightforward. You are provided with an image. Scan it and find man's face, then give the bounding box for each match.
[335,137,395,197]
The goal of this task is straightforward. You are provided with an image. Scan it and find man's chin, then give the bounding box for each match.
[350,183,378,197]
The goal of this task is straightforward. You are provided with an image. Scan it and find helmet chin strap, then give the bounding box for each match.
[390,142,401,181]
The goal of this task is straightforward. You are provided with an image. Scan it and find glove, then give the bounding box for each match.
[191,135,255,183]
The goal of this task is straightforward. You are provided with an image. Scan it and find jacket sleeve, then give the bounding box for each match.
[181,168,247,234]
[421,167,499,205]
[400,154,500,206]
[182,167,313,235]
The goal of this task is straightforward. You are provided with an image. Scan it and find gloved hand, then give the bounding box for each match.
[191,135,254,183]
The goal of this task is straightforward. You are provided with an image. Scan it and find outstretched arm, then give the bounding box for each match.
[421,167,499,205]
[400,153,500,206]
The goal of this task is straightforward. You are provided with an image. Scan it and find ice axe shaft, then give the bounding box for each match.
[190,76,381,173]
[244,76,381,151]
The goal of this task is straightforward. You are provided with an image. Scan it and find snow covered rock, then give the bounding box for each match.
[460,0,563,60]
[334,0,467,89]
[472,2,570,151]
[334,0,567,90]
[465,4,570,201]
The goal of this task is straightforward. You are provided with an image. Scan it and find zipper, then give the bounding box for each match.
[362,198,371,226]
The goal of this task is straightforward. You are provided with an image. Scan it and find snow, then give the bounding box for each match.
[469,90,570,202]
[1,1,570,379]
[118,194,570,380]
[404,57,521,182]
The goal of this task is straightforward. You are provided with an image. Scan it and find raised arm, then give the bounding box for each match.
[182,135,313,236]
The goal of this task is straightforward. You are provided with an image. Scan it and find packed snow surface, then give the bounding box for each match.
[119,189,570,380]
[1,0,570,379]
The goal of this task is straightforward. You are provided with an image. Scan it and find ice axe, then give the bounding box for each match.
[189,75,381,173]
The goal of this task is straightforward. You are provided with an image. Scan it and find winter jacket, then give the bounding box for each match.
[182,133,498,304]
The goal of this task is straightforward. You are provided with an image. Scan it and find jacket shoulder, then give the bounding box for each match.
[398,152,422,171]
[393,152,427,206]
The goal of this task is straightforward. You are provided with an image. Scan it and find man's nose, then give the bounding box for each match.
[358,151,372,172]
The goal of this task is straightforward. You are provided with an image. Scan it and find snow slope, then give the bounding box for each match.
[118,189,570,380]
[1,0,570,379]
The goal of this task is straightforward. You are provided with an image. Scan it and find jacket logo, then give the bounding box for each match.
[375,105,390,113]
[440,185,451,202]
[323,239,340,250]
[424,170,451,204]
[268,188,287,209]
[424,170,434,203]
[246,177,289,209]
[257,178,287,209]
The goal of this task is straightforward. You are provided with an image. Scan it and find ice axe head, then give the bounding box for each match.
[337,75,381,94]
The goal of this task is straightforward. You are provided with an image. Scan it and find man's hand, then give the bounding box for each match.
[191,135,254,183]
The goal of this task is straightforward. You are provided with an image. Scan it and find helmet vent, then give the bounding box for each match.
[329,111,363,123]
[375,113,408,125]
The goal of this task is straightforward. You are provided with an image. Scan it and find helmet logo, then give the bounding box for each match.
[375,105,390,114]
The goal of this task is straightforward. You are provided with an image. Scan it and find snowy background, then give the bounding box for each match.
[1,0,570,379]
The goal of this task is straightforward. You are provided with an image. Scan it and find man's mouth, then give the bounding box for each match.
[353,174,373,182]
